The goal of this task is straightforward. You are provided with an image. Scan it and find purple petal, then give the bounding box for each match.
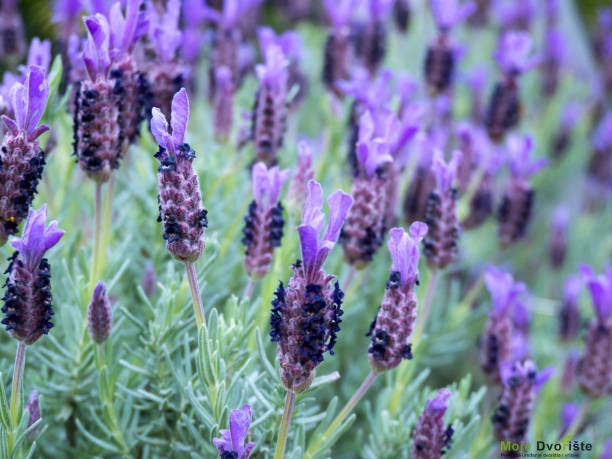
[150,107,169,149]
[24,66,49,137]
[10,205,64,270]
[212,429,232,454]
[601,438,612,459]
[26,38,52,75]
[1,115,18,136]
[324,0,354,27]
[560,402,580,436]
[251,162,268,204]
[534,366,554,391]
[301,180,325,234]
[321,189,353,245]
[388,227,408,280]
[431,0,475,29]
[388,224,427,286]
[170,88,189,145]
[298,225,319,276]
[82,14,111,78]
[425,388,451,414]
[495,31,536,74]
[10,82,26,131]
[229,404,251,453]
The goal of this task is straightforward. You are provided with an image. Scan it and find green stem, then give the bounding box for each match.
[304,371,378,459]
[243,276,255,299]
[95,344,131,457]
[185,262,206,328]
[101,175,114,268]
[90,182,103,289]
[274,390,296,459]
[8,341,26,451]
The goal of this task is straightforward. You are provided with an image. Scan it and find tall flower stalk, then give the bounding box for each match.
[1,206,64,452]
[270,180,352,458]
[151,88,208,328]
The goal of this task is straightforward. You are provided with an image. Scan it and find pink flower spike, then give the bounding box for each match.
[10,205,64,271]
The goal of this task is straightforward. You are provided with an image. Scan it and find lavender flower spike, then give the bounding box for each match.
[577,265,612,396]
[88,282,112,344]
[242,163,290,279]
[411,388,454,458]
[368,224,427,372]
[2,205,64,344]
[213,404,256,459]
[423,150,462,270]
[271,180,352,391]
[252,44,289,165]
[492,360,552,443]
[430,0,476,30]
[153,88,207,263]
[480,265,526,382]
[0,66,50,245]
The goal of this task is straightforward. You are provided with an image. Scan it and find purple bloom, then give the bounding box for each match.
[213,404,256,459]
[255,44,289,95]
[367,224,428,371]
[258,27,302,62]
[579,265,612,323]
[356,111,394,178]
[484,265,526,318]
[412,388,454,458]
[506,135,547,180]
[368,0,395,21]
[88,282,112,344]
[10,205,64,271]
[108,0,148,58]
[81,14,112,79]
[203,0,262,28]
[591,112,612,152]
[298,180,352,281]
[2,206,64,344]
[148,0,181,63]
[388,224,428,288]
[1,66,49,141]
[431,149,462,195]
[252,163,290,209]
[22,38,52,76]
[544,27,564,63]
[26,390,41,439]
[430,0,476,30]
[153,88,207,263]
[323,0,355,27]
[494,31,538,75]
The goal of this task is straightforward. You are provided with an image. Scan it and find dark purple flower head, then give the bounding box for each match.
[298,181,352,281]
[580,265,612,323]
[412,388,454,458]
[213,404,256,459]
[82,14,112,79]
[148,0,181,63]
[388,224,428,288]
[507,135,546,180]
[323,0,355,27]
[255,44,289,95]
[484,265,526,318]
[430,0,476,30]
[592,112,612,152]
[151,87,189,159]
[258,27,302,62]
[431,149,462,195]
[1,66,49,142]
[88,281,112,344]
[494,31,538,75]
[10,205,64,272]
[251,162,290,209]
[108,0,148,58]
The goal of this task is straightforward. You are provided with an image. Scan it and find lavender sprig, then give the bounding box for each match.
[412,388,454,458]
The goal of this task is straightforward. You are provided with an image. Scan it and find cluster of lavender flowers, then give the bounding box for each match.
[1,0,612,457]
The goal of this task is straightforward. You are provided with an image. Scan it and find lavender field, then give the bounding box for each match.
[0,0,611,458]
